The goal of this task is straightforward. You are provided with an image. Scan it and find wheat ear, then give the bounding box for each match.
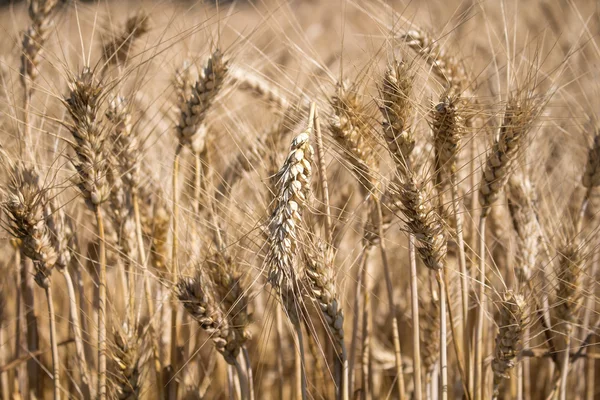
[20,0,60,158]
[492,291,527,399]
[207,252,253,400]
[170,50,229,394]
[380,60,415,174]
[107,95,164,396]
[102,11,150,66]
[63,69,111,399]
[112,324,146,399]
[475,93,540,400]
[578,130,600,232]
[176,270,250,399]
[329,81,378,196]
[267,104,316,400]
[2,164,61,399]
[553,243,584,400]
[401,27,467,93]
[303,241,347,400]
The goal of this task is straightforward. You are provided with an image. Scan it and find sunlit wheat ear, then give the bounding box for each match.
[507,174,539,283]
[176,271,240,365]
[106,96,140,193]
[207,252,252,347]
[266,122,314,290]
[102,11,150,65]
[329,81,378,195]
[432,94,464,182]
[390,174,447,271]
[150,199,170,281]
[401,27,467,93]
[303,241,344,348]
[479,93,542,217]
[111,325,145,399]
[553,243,584,330]
[492,291,527,399]
[2,163,56,287]
[173,60,194,109]
[231,66,290,110]
[21,0,60,92]
[177,49,229,153]
[63,69,111,207]
[380,60,416,172]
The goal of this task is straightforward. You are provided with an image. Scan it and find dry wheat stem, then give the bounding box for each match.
[409,234,423,400]
[44,283,60,400]
[132,192,164,398]
[60,268,93,398]
[95,206,108,399]
[361,268,371,400]
[348,248,368,394]
[436,270,448,400]
[474,216,486,400]
[373,200,407,400]
[169,145,181,398]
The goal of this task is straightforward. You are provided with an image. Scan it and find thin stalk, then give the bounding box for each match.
[169,144,182,398]
[442,268,470,400]
[560,328,571,400]
[474,216,487,400]
[132,193,165,398]
[361,277,371,400]
[234,359,249,400]
[60,269,92,398]
[125,258,135,334]
[194,151,202,214]
[21,256,40,397]
[295,323,307,400]
[242,347,255,400]
[12,247,24,396]
[21,88,31,160]
[0,325,8,399]
[437,270,448,400]
[340,342,349,400]
[585,344,594,400]
[408,234,422,400]
[349,250,368,393]
[45,284,60,400]
[468,133,478,399]
[276,307,284,399]
[450,173,469,354]
[95,206,107,399]
[376,200,408,400]
[227,365,235,400]
[578,249,598,399]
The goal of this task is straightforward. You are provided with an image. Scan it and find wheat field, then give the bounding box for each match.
[0,0,598,399]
